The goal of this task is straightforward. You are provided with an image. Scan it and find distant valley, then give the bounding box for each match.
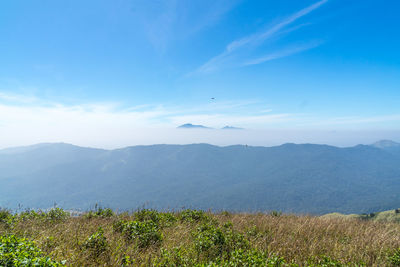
[1,140,400,214]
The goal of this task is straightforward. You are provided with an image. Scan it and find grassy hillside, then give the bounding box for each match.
[1,208,400,266]
[322,208,400,223]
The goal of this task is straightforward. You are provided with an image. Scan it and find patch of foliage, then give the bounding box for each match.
[388,248,400,266]
[154,247,195,266]
[307,255,357,267]
[0,234,65,266]
[218,249,287,266]
[0,209,14,228]
[180,209,210,223]
[193,222,249,261]
[133,209,177,227]
[155,248,288,267]
[0,209,12,223]
[113,219,163,248]
[45,208,70,222]
[17,208,69,222]
[83,227,108,257]
[85,206,114,219]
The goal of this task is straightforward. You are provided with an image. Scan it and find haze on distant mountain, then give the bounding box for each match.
[1,140,400,214]
[177,123,212,129]
[371,140,400,148]
[222,126,244,130]
[177,124,243,130]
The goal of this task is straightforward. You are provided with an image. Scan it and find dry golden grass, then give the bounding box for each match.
[1,210,400,266]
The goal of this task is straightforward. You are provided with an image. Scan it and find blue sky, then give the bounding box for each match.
[0,0,400,147]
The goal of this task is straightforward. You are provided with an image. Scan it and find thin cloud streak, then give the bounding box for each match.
[195,0,328,73]
[0,92,39,104]
[243,41,323,66]
[134,0,239,53]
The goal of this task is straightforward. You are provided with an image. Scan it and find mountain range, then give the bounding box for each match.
[177,123,243,129]
[177,123,211,129]
[1,140,400,214]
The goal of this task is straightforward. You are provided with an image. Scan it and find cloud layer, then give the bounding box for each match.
[1,90,400,149]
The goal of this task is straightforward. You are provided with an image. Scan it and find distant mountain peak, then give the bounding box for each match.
[177,123,211,129]
[221,126,243,130]
[371,140,400,148]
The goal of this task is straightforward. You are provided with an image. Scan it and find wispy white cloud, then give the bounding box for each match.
[195,0,328,73]
[243,41,323,66]
[324,114,400,125]
[0,91,39,103]
[184,0,241,36]
[132,0,239,53]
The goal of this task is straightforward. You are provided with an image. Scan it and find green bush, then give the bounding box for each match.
[180,209,209,223]
[307,255,350,267]
[0,234,65,266]
[193,222,249,261]
[134,209,161,223]
[160,212,178,227]
[0,209,12,223]
[222,249,286,266]
[18,209,43,221]
[46,208,69,222]
[155,248,287,267]
[113,219,127,233]
[113,220,163,248]
[16,208,69,222]
[85,207,114,219]
[83,227,108,257]
[133,209,177,227]
[388,248,400,266]
[0,209,14,228]
[154,247,195,267]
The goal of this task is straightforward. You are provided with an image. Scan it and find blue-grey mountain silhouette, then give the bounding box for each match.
[177,123,211,129]
[1,140,400,214]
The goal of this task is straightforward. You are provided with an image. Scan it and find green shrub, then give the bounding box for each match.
[180,209,209,223]
[388,248,400,266]
[155,248,288,267]
[134,209,161,223]
[160,212,178,227]
[113,219,127,233]
[46,208,69,221]
[85,206,114,219]
[154,247,195,267]
[0,209,14,228]
[113,220,163,248]
[0,209,12,223]
[245,225,262,238]
[17,208,69,222]
[193,222,249,261]
[132,209,177,227]
[121,254,134,266]
[307,255,349,266]
[0,234,65,266]
[18,209,43,221]
[224,249,286,266]
[83,227,108,257]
